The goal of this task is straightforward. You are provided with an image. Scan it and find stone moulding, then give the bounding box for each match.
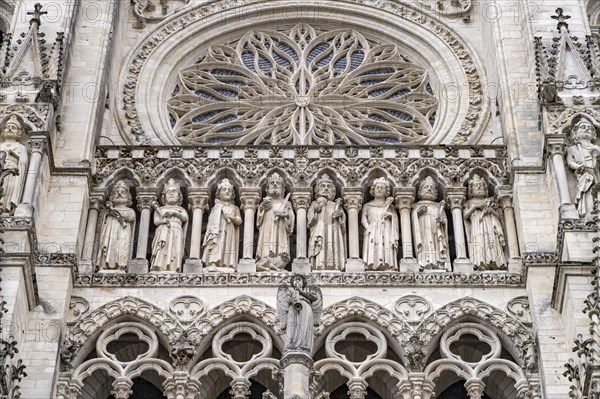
[73,271,524,288]
[116,0,488,145]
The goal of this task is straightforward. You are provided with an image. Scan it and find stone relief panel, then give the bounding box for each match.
[394,295,431,324]
[168,296,205,325]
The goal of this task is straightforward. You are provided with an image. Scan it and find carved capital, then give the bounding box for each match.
[188,189,210,211]
[111,378,134,399]
[347,378,368,399]
[239,188,261,212]
[445,188,467,209]
[55,377,83,399]
[342,188,363,211]
[163,372,201,399]
[136,192,157,211]
[495,186,514,209]
[89,195,103,211]
[28,137,47,154]
[229,378,252,399]
[465,378,485,399]
[547,140,566,156]
[394,188,416,210]
[281,351,314,368]
[291,188,313,211]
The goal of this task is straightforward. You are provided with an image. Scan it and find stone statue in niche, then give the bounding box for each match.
[256,173,295,272]
[97,181,136,271]
[566,118,600,218]
[412,176,450,271]
[0,115,28,214]
[361,177,399,271]
[150,179,189,272]
[308,174,347,271]
[463,174,507,270]
[276,274,322,355]
[202,178,242,272]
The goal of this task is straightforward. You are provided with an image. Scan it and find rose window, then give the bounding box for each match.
[167,24,439,145]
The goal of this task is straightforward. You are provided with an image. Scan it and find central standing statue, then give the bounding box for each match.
[256,173,295,271]
[151,179,189,272]
[362,178,399,271]
[276,274,323,355]
[412,177,450,270]
[463,174,507,270]
[0,115,28,215]
[308,174,347,271]
[202,178,242,272]
[566,118,600,218]
[97,181,136,271]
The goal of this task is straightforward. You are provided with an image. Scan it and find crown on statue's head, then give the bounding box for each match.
[165,178,181,190]
[268,172,284,185]
[316,174,334,184]
[373,177,390,187]
[218,178,233,189]
[6,115,21,128]
[114,180,129,191]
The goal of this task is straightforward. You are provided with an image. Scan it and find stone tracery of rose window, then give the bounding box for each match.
[167,24,438,146]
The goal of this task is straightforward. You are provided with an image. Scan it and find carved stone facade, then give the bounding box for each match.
[1,1,599,399]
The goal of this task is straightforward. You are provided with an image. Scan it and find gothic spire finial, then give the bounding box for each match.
[27,3,48,28]
[551,8,570,32]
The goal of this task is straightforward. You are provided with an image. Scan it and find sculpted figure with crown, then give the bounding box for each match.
[256,172,295,271]
[97,181,136,271]
[151,179,189,272]
[362,177,399,271]
[463,174,507,270]
[0,115,28,214]
[202,178,242,272]
[308,174,346,271]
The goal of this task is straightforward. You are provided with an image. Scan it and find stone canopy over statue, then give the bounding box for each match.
[361,178,399,271]
[412,176,450,271]
[308,174,347,271]
[463,174,507,270]
[150,179,189,272]
[276,274,323,355]
[0,115,28,215]
[566,118,600,218]
[256,173,295,271]
[97,181,136,271]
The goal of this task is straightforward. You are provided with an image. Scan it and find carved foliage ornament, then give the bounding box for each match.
[168,24,438,146]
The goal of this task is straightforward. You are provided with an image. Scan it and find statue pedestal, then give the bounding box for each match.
[128,258,149,274]
[508,258,523,274]
[238,258,256,273]
[183,258,203,273]
[78,260,94,274]
[345,258,364,273]
[292,257,311,274]
[281,352,313,399]
[559,203,579,219]
[453,258,473,273]
[14,203,33,218]
[399,258,419,273]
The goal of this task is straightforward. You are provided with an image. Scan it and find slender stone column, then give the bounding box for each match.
[229,378,252,399]
[548,141,578,218]
[347,378,368,399]
[282,352,313,399]
[14,137,46,217]
[80,194,103,274]
[446,188,472,273]
[497,188,523,273]
[291,188,312,273]
[183,189,209,273]
[394,188,418,272]
[128,190,157,274]
[343,188,363,272]
[239,188,261,273]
